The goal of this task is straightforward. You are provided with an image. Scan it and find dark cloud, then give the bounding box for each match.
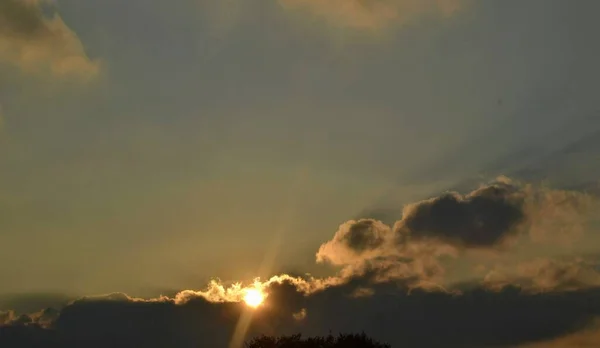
[2,281,600,348]
[398,180,525,247]
[343,220,388,253]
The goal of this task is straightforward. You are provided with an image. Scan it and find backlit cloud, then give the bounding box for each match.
[0,0,100,79]
[3,281,600,347]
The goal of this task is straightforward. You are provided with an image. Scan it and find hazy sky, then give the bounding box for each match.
[2,1,600,347]
[1,0,599,299]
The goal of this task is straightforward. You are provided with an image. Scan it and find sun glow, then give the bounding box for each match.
[243,288,264,308]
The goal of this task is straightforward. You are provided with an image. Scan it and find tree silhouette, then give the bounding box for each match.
[245,332,391,348]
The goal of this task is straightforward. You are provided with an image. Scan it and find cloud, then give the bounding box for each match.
[526,187,596,245]
[2,282,600,347]
[278,0,465,30]
[0,0,100,79]
[397,177,527,248]
[316,219,396,266]
[316,177,596,289]
[0,176,597,347]
[0,310,15,325]
[316,218,457,289]
[173,274,343,306]
[484,257,600,293]
[520,318,600,348]
[393,176,594,249]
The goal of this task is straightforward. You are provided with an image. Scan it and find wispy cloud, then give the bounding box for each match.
[278,0,465,30]
[484,257,600,293]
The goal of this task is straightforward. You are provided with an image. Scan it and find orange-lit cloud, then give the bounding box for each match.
[173,274,344,305]
[278,0,465,30]
[316,218,457,289]
[0,0,100,79]
[0,310,15,325]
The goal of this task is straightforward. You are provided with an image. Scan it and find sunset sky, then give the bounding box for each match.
[1,0,600,347]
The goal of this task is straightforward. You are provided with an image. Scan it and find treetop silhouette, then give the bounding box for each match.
[245,332,391,348]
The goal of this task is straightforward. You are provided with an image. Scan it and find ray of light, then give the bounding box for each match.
[228,129,326,348]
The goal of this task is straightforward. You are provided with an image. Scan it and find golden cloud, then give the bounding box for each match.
[0,0,100,79]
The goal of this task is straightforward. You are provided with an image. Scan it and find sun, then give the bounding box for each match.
[243,288,264,308]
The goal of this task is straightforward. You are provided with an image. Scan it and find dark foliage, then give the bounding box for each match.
[245,332,391,348]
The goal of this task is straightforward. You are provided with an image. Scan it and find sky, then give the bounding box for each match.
[1,0,600,347]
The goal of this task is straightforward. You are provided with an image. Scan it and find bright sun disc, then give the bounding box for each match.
[243,289,264,308]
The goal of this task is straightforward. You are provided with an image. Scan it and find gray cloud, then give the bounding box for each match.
[343,219,387,252]
[0,0,100,78]
[316,177,595,289]
[397,178,526,248]
[3,281,600,347]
